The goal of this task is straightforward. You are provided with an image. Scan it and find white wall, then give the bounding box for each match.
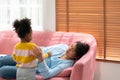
[94,61,120,80]
[42,0,56,31]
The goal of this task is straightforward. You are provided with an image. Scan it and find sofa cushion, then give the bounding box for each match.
[56,67,72,77]
[36,67,72,80]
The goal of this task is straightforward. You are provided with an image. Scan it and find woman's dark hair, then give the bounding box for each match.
[74,41,90,60]
[13,18,31,39]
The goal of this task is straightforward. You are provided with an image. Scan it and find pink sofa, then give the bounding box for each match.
[0,30,97,80]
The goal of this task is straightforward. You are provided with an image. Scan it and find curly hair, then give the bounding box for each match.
[13,18,31,39]
[74,41,90,60]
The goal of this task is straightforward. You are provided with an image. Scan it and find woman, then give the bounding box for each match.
[0,41,89,79]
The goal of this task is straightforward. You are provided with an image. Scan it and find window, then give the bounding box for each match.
[56,0,120,61]
[0,0,42,30]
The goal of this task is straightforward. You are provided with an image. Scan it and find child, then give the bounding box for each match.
[12,18,51,80]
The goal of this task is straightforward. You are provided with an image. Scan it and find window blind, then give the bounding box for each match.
[56,0,68,31]
[106,0,120,61]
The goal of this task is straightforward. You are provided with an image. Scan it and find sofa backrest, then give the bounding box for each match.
[0,30,53,54]
[0,30,19,54]
[0,30,96,54]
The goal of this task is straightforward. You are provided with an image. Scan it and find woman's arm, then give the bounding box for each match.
[36,44,71,79]
[36,60,74,79]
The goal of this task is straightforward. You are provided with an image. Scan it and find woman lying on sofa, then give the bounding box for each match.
[0,41,89,79]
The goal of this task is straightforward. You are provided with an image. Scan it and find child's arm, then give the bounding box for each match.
[32,46,43,62]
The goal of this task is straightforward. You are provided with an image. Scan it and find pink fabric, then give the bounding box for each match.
[36,75,44,80]
[46,77,69,80]
[0,30,97,80]
[56,67,72,77]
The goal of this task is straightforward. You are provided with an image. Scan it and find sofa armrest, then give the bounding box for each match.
[70,61,84,80]
[70,42,96,80]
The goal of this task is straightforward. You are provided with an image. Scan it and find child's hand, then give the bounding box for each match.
[43,52,52,58]
[47,52,52,57]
